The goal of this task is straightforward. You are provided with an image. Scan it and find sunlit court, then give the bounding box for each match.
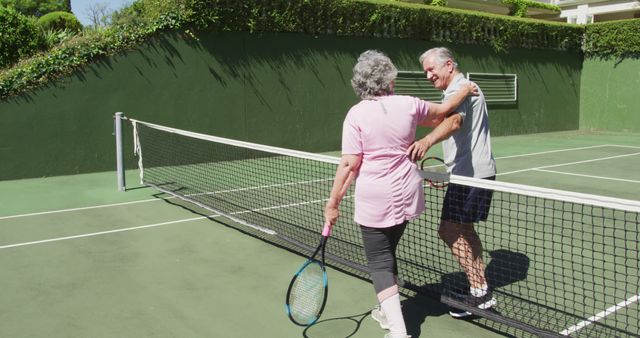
[1,1,639,337]
[1,126,638,337]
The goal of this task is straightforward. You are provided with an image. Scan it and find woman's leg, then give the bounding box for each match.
[361,222,408,336]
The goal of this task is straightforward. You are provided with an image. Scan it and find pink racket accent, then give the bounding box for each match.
[321,222,333,237]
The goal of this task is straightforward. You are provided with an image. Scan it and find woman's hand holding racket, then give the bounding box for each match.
[285,222,333,326]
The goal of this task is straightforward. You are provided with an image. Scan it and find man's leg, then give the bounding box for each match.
[439,220,495,316]
[439,220,487,289]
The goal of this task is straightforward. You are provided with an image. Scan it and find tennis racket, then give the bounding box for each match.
[420,156,450,188]
[285,222,332,326]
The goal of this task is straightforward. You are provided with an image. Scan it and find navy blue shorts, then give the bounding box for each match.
[441,176,495,224]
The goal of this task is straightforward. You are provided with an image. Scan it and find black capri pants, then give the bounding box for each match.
[360,221,407,294]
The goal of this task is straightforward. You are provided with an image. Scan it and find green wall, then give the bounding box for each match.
[0,31,582,181]
[580,57,640,132]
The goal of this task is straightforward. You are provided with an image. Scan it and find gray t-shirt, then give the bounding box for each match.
[441,73,496,178]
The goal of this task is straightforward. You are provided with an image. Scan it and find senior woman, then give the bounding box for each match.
[324,50,476,338]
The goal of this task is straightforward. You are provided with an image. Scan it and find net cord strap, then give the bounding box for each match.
[132,121,145,185]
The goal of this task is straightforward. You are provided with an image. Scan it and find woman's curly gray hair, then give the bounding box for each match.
[351,50,397,100]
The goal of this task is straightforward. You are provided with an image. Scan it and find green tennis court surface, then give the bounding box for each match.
[0,129,638,337]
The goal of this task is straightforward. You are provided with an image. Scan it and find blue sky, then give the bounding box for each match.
[71,0,132,26]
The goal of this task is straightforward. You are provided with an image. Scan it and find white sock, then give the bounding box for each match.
[380,293,407,337]
[470,284,489,297]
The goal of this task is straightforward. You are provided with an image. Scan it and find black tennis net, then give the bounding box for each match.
[129,118,639,338]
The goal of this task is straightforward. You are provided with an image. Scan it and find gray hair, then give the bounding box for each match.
[351,50,397,100]
[419,47,459,70]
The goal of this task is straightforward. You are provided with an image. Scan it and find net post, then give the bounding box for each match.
[115,112,126,191]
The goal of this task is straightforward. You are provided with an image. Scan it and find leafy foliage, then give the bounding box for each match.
[0,6,45,68]
[0,0,68,17]
[500,0,560,18]
[37,10,82,32]
[0,0,591,99]
[41,27,76,48]
[583,19,640,59]
[420,0,447,7]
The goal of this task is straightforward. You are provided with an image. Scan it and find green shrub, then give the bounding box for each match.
[0,0,68,17]
[422,0,447,7]
[37,11,82,32]
[42,27,76,48]
[501,0,560,17]
[0,6,46,68]
[584,19,640,59]
[0,0,587,99]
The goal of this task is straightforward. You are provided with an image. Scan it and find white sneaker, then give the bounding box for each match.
[371,305,389,330]
[383,333,412,338]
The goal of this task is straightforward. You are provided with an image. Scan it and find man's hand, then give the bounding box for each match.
[407,138,432,162]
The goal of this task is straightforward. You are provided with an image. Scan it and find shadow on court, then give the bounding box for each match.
[401,249,530,337]
[439,249,530,294]
[303,311,370,338]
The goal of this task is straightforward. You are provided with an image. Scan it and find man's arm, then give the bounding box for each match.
[407,113,463,161]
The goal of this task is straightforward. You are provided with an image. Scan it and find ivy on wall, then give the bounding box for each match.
[1,0,626,100]
[583,19,640,59]
[500,0,560,17]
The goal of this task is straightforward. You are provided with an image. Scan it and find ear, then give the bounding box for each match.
[446,60,454,73]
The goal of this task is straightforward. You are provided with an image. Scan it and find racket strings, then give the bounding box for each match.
[421,157,449,187]
[289,263,325,324]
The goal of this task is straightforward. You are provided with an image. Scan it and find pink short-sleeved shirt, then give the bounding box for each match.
[342,95,430,228]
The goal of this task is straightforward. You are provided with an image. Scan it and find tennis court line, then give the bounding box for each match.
[606,144,640,149]
[498,152,640,176]
[0,198,163,220]
[0,191,345,250]
[0,216,211,249]
[0,178,334,221]
[535,169,640,184]
[560,293,640,336]
[494,144,609,160]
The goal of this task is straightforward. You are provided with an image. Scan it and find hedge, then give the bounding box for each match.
[0,6,46,68]
[37,11,83,32]
[0,0,598,100]
[583,19,640,59]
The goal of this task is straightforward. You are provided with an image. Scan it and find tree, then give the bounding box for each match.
[0,0,68,17]
[85,2,111,28]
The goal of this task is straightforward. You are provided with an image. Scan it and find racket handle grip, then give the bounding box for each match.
[322,222,332,237]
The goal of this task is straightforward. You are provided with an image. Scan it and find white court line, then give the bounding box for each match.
[0,191,346,250]
[605,144,640,149]
[498,152,640,176]
[494,144,609,160]
[560,294,640,336]
[536,169,640,184]
[0,216,211,249]
[0,178,333,221]
[0,198,162,220]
